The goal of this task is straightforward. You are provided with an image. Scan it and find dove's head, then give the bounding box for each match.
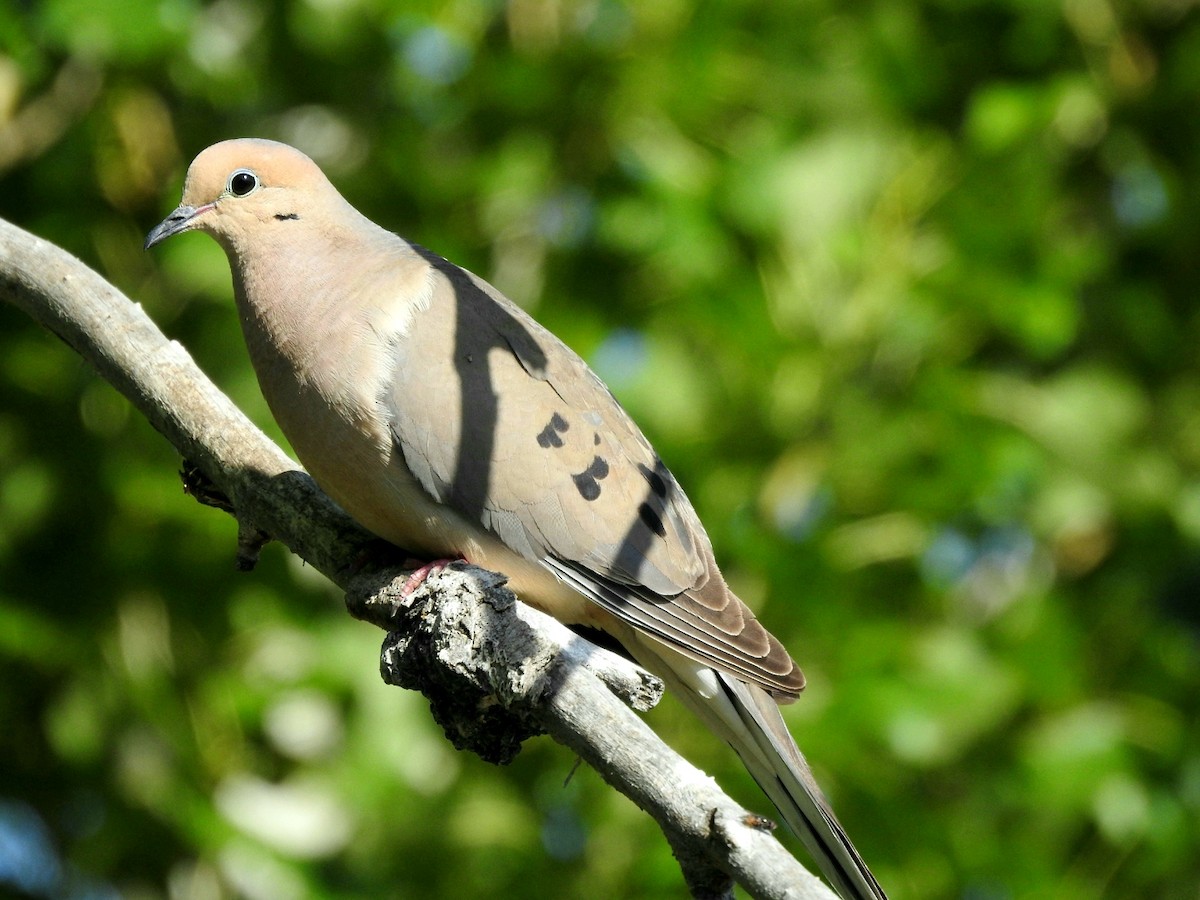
[145,139,340,254]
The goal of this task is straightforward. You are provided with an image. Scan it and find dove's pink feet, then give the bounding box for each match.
[400,558,461,598]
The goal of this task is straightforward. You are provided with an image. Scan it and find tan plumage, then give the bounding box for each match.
[147,138,886,900]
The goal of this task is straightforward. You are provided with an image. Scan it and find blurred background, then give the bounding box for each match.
[2,1,1199,897]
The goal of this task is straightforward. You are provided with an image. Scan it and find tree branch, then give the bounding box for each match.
[0,215,837,900]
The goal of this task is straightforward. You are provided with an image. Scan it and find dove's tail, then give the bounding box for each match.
[711,671,888,900]
[631,637,888,900]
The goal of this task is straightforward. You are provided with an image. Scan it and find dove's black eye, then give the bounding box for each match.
[228,170,258,197]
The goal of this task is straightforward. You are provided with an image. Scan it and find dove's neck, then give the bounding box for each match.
[231,212,415,363]
[224,207,435,453]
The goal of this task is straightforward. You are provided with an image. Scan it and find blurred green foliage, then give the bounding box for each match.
[2,0,1199,897]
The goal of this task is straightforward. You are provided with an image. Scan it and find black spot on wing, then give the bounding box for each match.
[536,412,570,449]
[573,476,600,502]
[638,461,669,498]
[609,456,675,583]
[638,502,666,538]
[571,455,609,502]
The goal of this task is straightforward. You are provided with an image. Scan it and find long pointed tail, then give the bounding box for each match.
[713,671,887,900]
[629,635,887,900]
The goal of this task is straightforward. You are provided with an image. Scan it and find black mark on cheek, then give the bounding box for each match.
[639,503,666,537]
[274,212,300,221]
[571,455,609,501]
[537,412,570,448]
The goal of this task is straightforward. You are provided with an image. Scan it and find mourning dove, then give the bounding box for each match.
[146,139,887,900]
